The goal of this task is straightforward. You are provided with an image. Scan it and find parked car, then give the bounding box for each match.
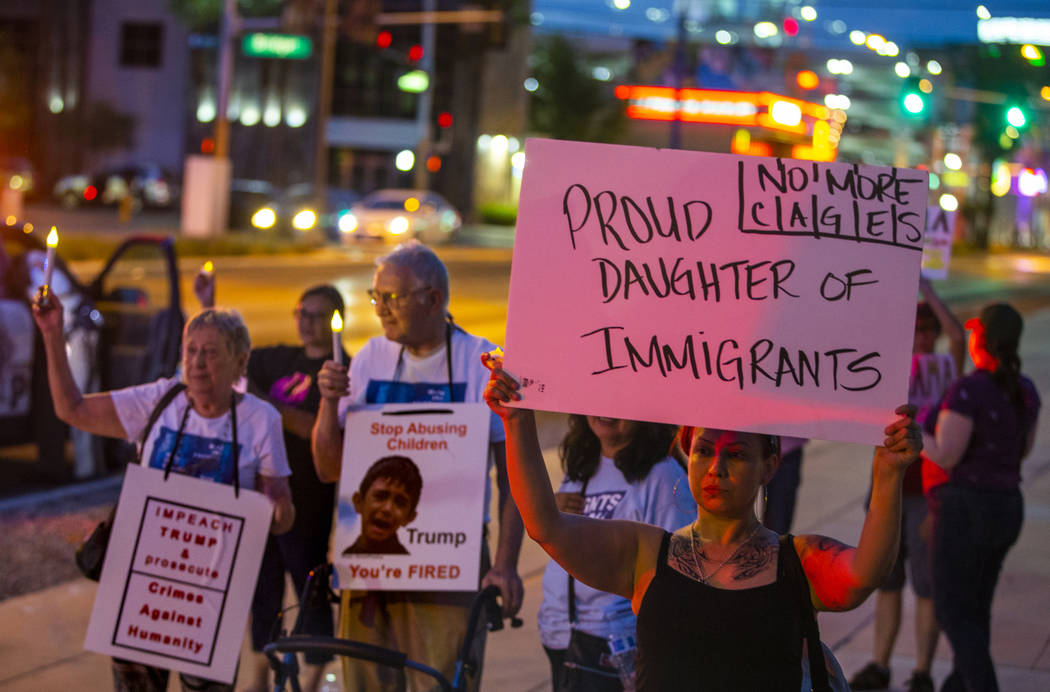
[53,163,177,210]
[232,181,360,240]
[0,156,36,198]
[0,222,184,482]
[339,189,462,245]
[281,183,360,241]
[229,178,282,231]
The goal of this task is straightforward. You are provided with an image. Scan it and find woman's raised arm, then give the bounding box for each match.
[796,405,921,612]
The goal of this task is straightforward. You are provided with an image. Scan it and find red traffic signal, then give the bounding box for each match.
[376,30,392,49]
[408,44,424,61]
[437,112,453,128]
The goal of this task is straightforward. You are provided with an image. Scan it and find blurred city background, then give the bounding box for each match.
[2,2,1050,690]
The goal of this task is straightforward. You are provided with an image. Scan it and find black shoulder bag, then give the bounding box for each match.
[560,477,624,692]
[779,534,849,692]
[74,383,187,581]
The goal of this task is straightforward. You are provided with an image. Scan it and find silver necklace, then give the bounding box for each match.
[690,522,761,585]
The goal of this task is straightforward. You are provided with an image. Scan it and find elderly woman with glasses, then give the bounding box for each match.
[32,291,293,692]
[483,357,922,691]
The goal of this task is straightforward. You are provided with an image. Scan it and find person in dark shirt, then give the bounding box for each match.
[195,274,348,692]
[342,455,423,555]
[245,284,348,692]
[922,302,1040,692]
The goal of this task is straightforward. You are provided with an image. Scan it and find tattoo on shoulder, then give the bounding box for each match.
[808,535,849,556]
[667,532,703,581]
[731,540,777,580]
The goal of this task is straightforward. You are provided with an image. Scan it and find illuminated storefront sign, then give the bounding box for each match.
[614,85,838,161]
[978,18,1050,45]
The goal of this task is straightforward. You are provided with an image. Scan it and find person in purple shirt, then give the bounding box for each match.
[922,303,1040,692]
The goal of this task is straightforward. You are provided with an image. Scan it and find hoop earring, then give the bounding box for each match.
[754,485,767,522]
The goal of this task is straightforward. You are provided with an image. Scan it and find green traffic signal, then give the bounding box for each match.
[903,91,926,114]
[1006,106,1026,128]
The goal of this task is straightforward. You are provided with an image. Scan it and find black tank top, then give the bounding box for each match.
[635,531,804,691]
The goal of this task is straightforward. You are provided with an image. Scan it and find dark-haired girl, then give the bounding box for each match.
[923,303,1040,692]
[539,415,693,690]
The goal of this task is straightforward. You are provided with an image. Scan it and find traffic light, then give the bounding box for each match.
[1005,105,1027,128]
[900,78,927,116]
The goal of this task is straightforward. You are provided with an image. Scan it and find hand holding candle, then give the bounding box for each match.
[331,310,344,365]
[193,260,216,309]
[38,226,59,309]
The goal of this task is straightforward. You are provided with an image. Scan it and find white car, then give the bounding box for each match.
[339,189,462,245]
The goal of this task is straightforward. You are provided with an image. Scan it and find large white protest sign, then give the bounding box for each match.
[504,138,928,446]
[920,206,956,280]
[85,464,272,684]
[333,403,490,591]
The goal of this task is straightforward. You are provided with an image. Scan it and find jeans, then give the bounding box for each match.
[931,484,1023,692]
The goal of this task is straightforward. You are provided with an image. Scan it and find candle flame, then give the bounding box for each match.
[202,260,214,273]
[46,227,58,248]
[331,310,343,332]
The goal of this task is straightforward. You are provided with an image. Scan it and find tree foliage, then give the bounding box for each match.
[168,0,286,31]
[528,36,625,143]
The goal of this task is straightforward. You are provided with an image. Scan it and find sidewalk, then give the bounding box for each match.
[2,310,1049,691]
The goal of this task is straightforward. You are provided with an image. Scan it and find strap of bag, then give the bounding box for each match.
[136,382,187,464]
[779,534,832,692]
[567,475,591,627]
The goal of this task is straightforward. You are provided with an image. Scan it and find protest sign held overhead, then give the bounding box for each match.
[333,403,490,591]
[920,206,956,280]
[84,464,272,684]
[504,139,928,446]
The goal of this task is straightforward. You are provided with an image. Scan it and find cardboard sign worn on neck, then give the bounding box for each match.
[84,464,272,684]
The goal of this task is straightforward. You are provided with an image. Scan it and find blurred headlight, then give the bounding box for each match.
[338,212,358,233]
[388,216,409,235]
[252,207,277,229]
[293,209,316,231]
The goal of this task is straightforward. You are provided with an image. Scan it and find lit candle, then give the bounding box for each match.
[43,226,58,290]
[483,347,504,371]
[331,310,344,365]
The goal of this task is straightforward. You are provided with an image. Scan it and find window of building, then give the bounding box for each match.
[120,23,164,68]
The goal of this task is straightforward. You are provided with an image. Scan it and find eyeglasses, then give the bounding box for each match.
[293,308,329,322]
[367,287,431,308]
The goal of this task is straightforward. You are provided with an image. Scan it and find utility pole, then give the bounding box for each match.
[181,0,236,237]
[670,4,687,150]
[314,0,337,212]
[215,0,238,160]
[413,0,437,189]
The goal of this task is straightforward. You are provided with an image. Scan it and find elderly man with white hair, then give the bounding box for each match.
[312,240,524,692]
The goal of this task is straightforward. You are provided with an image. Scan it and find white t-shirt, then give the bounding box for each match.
[337,328,504,443]
[111,376,291,491]
[337,328,505,524]
[538,455,695,649]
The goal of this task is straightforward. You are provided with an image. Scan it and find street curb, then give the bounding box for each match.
[0,475,121,513]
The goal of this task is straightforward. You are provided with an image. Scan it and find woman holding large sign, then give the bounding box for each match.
[32,293,294,691]
[482,355,921,690]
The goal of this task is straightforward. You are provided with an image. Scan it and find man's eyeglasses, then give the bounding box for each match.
[367,287,430,308]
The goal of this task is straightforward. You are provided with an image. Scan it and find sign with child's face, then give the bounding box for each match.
[84,464,272,684]
[334,403,490,591]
